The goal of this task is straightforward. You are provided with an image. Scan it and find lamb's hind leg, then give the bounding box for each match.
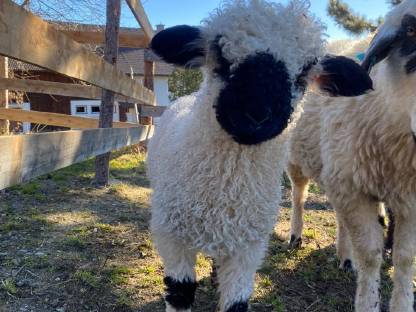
[217,243,266,312]
[389,208,416,312]
[287,162,309,248]
[336,214,355,271]
[153,232,198,312]
[335,197,383,312]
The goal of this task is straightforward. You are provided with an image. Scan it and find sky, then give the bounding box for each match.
[121,0,392,40]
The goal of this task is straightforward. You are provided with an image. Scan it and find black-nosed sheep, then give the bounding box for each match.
[287,0,416,311]
[147,1,372,311]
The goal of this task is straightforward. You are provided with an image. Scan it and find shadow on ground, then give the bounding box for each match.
[0,151,398,311]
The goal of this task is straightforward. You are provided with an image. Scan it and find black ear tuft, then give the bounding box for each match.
[317,56,373,97]
[150,25,204,67]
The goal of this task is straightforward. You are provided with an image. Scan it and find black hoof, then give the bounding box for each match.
[342,259,354,272]
[164,276,198,310]
[289,235,302,249]
[225,301,249,312]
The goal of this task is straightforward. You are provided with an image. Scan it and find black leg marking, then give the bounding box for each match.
[342,259,354,272]
[385,208,395,252]
[225,301,249,312]
[164,276,198,310]
[289,235,302,249]
[378,214,387,228]
[211,259,219,289]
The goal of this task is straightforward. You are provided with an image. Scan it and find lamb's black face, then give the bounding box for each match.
[400,14,416,74]
[213,49,293,145]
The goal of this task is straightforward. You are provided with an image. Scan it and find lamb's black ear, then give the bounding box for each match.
[312,55,373,97]
[150,25,205,67]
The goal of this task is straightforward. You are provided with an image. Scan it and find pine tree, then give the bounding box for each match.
[168,69,203,101]
[327,0,402,35]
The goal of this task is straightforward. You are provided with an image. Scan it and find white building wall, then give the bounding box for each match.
[154,77,170,106]
[70,100,120,122]
[70,77,171,124]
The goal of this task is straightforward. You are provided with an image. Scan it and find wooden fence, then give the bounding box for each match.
[0,0,166,190]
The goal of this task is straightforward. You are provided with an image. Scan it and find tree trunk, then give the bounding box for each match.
[0,57,9,135]
[95,0,121,187]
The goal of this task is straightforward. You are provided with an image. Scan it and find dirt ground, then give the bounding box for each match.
[0,149,400,311]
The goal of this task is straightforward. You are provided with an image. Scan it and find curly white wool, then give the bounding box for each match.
[149,77,288,258]
[202,0,326,80]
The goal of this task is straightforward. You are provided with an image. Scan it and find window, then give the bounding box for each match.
[76,105,87,114]
[91,106,100,113]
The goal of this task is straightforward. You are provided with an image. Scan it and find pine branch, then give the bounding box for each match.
[327,0,378,35]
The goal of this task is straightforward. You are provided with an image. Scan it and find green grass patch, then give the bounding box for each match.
[105,266,132,285]
[63,235,87,249]
[73,270,100,288]
[308,182,323,195]
[1,278,17,295]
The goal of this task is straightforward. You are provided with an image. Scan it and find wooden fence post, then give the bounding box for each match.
[95,0,121,187]
[0,57,9,135]
[139,57,155,125]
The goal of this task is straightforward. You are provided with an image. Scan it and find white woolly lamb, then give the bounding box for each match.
[147,1,372,311]
[286,0,416,311]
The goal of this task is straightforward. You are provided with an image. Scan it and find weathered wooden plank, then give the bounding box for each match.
[62,28,148,48]
[0,108,138,129]
[0,78,154,105]
[140,105,166,118]
[125,0,154,42]
[0,0,155,105]
[0,57,8,134]
[140,60,155,125]
[0,126,152,190]
[0,78,101,98]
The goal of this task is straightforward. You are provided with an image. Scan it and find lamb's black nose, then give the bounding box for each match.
[215,52,293,145]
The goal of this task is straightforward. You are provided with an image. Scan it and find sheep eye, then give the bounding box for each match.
[407,26,415,37]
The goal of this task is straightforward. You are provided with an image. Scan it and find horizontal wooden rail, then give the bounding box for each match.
[62,28,148,48]
[0,78,153,105]
[0,0,155,105]
[0,126,153,190]
[125,0,154,43]
[0,108,138,129]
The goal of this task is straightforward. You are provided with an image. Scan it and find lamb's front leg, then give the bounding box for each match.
[335,197,383,312]
[389,208,416,312]
[153,232,198,312]
[216,243,266,312]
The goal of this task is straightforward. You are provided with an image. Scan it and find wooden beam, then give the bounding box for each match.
[139,105,166,118]
[61,28,148,48]
[140,59,155,125]
[0,0,155,106]
[125,0,154,43]
[0,126,152,190]
[0,108,138,129]
[0,78,154,105]
[0,78,101,98]
[0,57,9,134]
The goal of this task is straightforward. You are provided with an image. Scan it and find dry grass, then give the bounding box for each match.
[0,149,400,312]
